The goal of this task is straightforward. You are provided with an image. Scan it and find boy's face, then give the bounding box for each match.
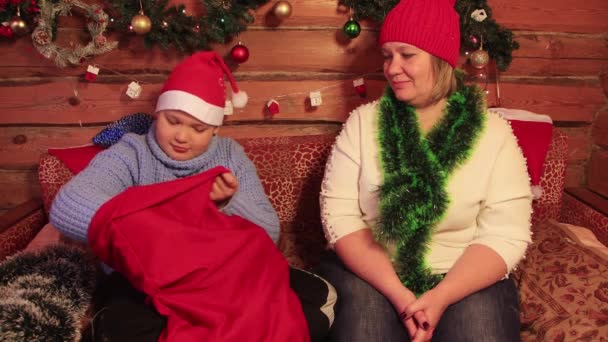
[155,110,219,161]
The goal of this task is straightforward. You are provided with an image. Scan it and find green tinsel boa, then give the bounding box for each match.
[377,85,486,295]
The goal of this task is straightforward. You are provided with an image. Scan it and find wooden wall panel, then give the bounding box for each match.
[560,126,592,164]
[0,30,383,78]
[587,150,608,198]
[4,30,607,78]
[489,0,608,33]
[0,78,386,124]
[0,170,40,210]
[498,82,603,123]
[594,109,608,148]
[2,78,601,125]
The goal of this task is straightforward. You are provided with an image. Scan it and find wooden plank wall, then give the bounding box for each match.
[0,0,607,216]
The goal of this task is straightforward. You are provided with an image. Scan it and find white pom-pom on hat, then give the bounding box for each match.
[231,90,248,108]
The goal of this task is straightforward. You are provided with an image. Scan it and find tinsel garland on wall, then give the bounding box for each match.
[339,0,519,71]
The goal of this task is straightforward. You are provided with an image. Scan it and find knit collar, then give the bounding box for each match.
[146,123,219,178]
[377,85,486,295]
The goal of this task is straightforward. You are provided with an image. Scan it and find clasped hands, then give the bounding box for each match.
[210,172,238,206]
[399,287,450,342]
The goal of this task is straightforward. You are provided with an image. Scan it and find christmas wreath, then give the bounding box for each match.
[340,0,519,71]
[31,0,117,67]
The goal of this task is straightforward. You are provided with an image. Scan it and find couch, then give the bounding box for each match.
[2,129,607,341]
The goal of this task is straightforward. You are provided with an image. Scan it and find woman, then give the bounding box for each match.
[315,0,532,341]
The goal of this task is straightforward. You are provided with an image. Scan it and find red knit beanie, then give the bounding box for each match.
[155,51,248,126]
[379,0,460,68]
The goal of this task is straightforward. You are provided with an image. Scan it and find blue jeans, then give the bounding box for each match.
[314,251,520,342]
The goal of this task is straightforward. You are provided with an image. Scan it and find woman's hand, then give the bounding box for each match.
[395,289,432,342]
[402,287,452,341]
[210,172,239,206]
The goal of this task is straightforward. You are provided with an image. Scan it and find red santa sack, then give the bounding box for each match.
[88,166,309,342]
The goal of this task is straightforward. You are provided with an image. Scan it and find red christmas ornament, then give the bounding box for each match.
[230,42,249,64]
[0,25,14,39]
[468,35,479,46]
[266,99,280,115]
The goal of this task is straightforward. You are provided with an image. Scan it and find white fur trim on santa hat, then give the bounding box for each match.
[231,90,248,108]
[156,90,224,126]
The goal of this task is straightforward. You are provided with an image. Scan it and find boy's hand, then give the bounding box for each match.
[210,172,239,206]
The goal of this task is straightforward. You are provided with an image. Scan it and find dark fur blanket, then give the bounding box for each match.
[0,244,97,342]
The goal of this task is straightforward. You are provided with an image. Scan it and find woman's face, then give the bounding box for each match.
[382,42,436,108]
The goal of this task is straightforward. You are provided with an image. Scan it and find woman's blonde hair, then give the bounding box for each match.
[428,56,458,105]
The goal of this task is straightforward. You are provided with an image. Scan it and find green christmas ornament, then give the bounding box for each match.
[343,18,361,38]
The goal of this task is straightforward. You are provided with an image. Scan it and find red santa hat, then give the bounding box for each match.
[155,51,248,126]
[490,108,553,199]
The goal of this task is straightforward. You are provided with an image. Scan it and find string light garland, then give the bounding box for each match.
[338,0,519,71]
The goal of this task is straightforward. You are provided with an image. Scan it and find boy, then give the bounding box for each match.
[50,51,335,341]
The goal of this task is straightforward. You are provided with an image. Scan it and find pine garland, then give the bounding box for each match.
[2,1,268,52]
[107,0,269,52]
[377,85,486,295]
[339,0,519,71]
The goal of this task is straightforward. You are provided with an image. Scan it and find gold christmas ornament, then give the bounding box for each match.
[9,16,28,36]
[9,7,28,36]
[131,11,152,35]
[273,1,292,19]
[470,48,490,69]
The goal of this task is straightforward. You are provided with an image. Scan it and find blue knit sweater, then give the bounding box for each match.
[50,125,280,244]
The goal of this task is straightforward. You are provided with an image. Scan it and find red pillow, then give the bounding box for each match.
[47,145,105,174]
[490,108,553,199]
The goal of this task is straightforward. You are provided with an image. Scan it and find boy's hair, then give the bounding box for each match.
[155,51,248,126]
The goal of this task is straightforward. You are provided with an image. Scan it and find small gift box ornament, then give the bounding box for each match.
[353,78,366,98]
[224,100,234,116]
[266,99,280,115]
[126,81,142,99]
[85,65,100,82]
[309,91,322,107]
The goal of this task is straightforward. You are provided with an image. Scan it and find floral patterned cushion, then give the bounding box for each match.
[514,220,608,341]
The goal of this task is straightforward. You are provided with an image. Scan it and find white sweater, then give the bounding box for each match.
[320,101,533,275]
